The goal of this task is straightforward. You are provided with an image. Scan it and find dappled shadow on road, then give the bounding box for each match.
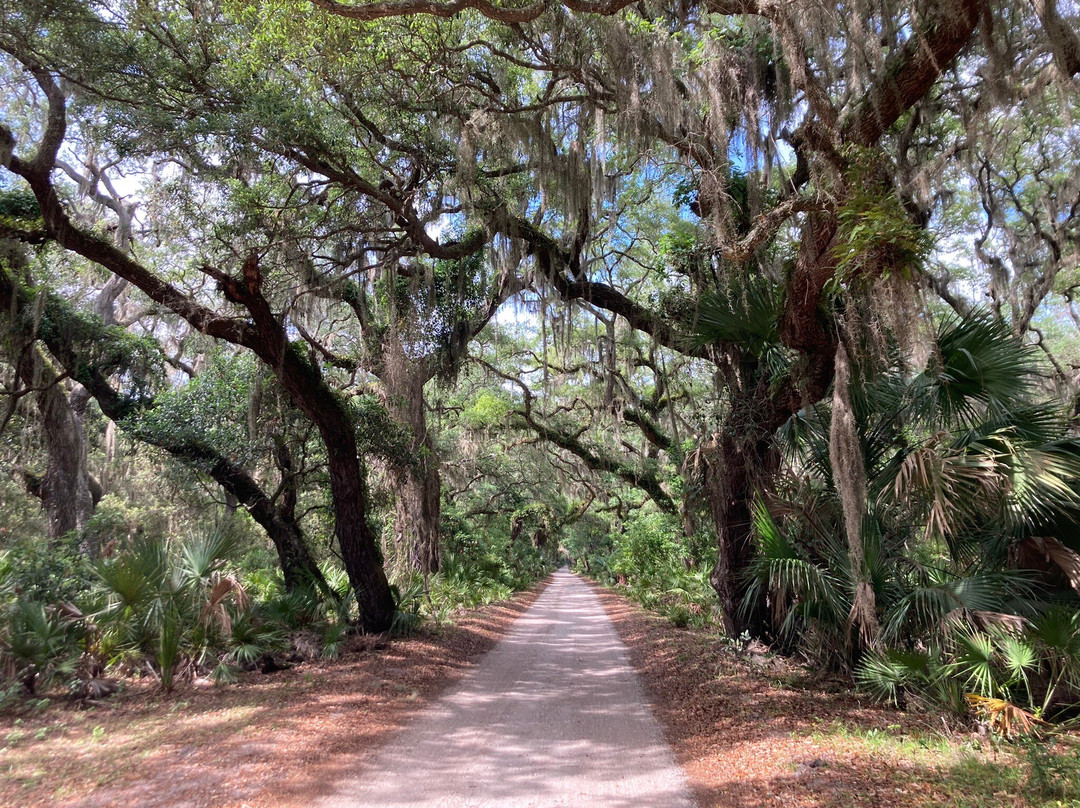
[319,570,694,808]
[26,589,547,808]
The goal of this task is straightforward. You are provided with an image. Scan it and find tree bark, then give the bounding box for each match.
[25,350,95,544]
[829,338,880,649]
[391,468,441,573]
[698,382,781,637]
[379,340,441,575]
[1,241,96,546]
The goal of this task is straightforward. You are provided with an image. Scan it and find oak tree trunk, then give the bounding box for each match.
[380,340,441,576]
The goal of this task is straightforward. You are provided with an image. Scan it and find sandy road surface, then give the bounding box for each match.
[318,568,696,808]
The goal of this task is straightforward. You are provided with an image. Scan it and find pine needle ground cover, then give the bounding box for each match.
[595,583,1080,808]
[0,584,545,808]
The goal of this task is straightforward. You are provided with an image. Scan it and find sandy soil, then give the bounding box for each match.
[318,568,695,808]
[592,581,1007,808]
[0,582,546,808]
[5,573,1045,808]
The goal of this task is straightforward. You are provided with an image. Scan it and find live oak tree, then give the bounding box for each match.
[314,0,989,638]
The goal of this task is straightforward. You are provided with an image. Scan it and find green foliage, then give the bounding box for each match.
[854,648,933,707]
[922,310,1041,425]
[588,511,718,629]
[692,275,782,359]
[0,189,40,220]
[1019,737,1080,801]
[0,532,94,604]
[387,503,557,626]
[32,293,162,404]
[2,601,85,696]
[0,520,347,696]
[610,512,683,580]
[463,391,511,430]
[78,495,144,558]
[658,222,706,278]
[761,309,1080,725]
[743,499,846,643]
[131,351,259,464]
[833,146,933,280]
[353,393,415,467]
[0,189,44,240]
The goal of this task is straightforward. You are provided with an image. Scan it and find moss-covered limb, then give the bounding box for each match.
[0,264,329,593]
[622,407,674,452]
[0,189,47,244]
[140,431,332,596]
[520,413,678,515]
[0,219,48,244]
[499,213,710,362]
[257,134,486,262]
[1035,0,1080,78]
[1,86,252,349]
[839,0,982,147]
[0,263,158,418]
[476,358,677,515]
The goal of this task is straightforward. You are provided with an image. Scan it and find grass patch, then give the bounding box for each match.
[809,719,1080,807]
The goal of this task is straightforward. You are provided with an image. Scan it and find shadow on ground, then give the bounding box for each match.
[594,586,1033,808]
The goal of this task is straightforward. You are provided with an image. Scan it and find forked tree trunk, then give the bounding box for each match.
[275,342,395,631]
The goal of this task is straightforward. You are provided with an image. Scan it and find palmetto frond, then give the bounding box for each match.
[918,310,1039,427]
[855,648,933,706]
[887,434,1000,543]
[692,275,782,360]
[883,568,1036,644]
[965,694,1046,737]
[179,521,243,583]
[743,499,847,639]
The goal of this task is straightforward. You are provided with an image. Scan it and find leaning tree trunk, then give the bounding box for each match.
[271,340,395,632]
[829,337,880,650]
[12,79,396,635]
[379,340,441,576]
[198,441,330,596]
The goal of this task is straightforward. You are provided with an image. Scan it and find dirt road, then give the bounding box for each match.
[318,568,696,808]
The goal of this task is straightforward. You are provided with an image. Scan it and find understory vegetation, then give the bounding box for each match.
[1,505,556,709]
